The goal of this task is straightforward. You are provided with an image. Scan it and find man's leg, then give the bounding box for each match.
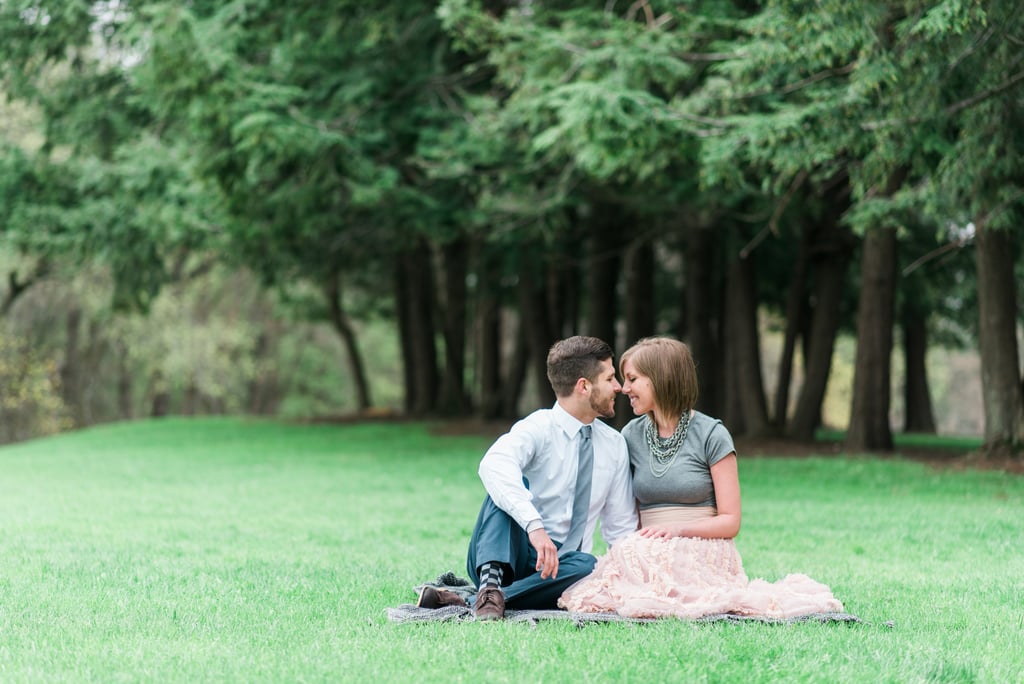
[466,495,530,589]
[501,551,596,609]
[466,496,597,612]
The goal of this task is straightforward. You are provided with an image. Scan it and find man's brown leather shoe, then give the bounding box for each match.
[473,586,505,621]
[417,586,468,609]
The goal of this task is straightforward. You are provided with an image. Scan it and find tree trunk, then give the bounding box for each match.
[683,224,723,417]
[974,221,1023,450]
[723,252,770,436]
[547,247,580,341]
[325,271,373,412]
[395,241,439,416]
[1,260,48,317]
[901,311,936,433]
[500,318,529,418]
[518,250,556,410]
[395,255,416,415]
[183,380,199,415]
[438,238,471,415]
[624,238,656,346]
[587,207,625,347]
[773,220,814,429]
[844,226,898,452]
[788,222,854,441]
[116,340,133,420]
[59,307,84,428]
[150,370,170,417]
[476,244,503,420]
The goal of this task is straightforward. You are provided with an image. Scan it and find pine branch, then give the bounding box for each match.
[739,168,808,258]
[902,232,973,276]
[739,63,857,100]
[862,69,1024,131]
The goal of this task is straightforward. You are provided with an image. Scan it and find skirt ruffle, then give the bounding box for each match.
[558,532,843,619]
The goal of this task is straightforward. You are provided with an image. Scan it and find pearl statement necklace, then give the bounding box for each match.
[645,411,691,478]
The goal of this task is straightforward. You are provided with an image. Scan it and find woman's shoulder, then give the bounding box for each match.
[621,416,646,437]
[691,410,736,457]
[690,410,724,430]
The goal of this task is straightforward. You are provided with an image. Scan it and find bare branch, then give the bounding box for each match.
[862,69,1024,131]
[946,69,1024,117]
[740,63,857,100]
[666,110,733,137]
[1,261,48,317]
[902,233,973,276]
[626,0,655,26]
[977,188,1024,227]
[678,51,745,62]
[739,168,809,259]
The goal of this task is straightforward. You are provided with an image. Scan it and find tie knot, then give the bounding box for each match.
[580,425,592,440]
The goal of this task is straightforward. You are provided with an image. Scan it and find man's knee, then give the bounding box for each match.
[560,552,597,579]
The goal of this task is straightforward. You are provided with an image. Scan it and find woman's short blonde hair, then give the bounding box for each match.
[619,336,698,418]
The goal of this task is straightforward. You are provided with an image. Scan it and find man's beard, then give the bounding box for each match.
[590,388,616,418]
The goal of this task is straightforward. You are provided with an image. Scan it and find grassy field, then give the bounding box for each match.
[0,418,1021,683]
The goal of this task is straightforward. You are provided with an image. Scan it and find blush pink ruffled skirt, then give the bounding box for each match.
[559,513,844,620]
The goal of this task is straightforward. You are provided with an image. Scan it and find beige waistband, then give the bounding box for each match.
[640,506,717,528]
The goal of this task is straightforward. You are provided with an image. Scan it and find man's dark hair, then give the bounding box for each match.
[546,336,614,397]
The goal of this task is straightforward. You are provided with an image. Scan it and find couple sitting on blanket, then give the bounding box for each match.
[417,335,843,621]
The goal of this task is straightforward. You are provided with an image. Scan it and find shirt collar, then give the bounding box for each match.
[551,401,591,438]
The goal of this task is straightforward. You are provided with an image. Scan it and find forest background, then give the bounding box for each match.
[1,0,1022,457]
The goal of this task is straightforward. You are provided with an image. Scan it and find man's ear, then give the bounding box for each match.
[575,377,589,395]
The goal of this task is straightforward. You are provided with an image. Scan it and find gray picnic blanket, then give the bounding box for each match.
[386,572,866,626]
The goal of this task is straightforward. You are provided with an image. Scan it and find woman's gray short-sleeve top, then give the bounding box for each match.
[623,411,736,510]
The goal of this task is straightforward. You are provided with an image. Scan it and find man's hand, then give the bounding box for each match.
[528,527,559,579]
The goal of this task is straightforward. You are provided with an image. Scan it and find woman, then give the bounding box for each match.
[559,336,843,619]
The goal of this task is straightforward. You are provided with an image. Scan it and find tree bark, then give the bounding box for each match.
[246,333,281,415]
[773,220,814,429]
[1,260,48,318]
[683,224,723,417]
[547,247,580,341]
[59,307,84,428]
[500,319,529,418]
[150,370,170,417]
[518,250,556,410]
[723,251,770,436]
[325,271,373,412]
[476,244,503,420]
[844,226,898,452]
[901,311,936,433]
[438,238,471,415]
[587,207,625,347]
[116,340,134,420]
[974,221,1023,450]
[788,221,854,441]
[395,253,416,415]
[395,241,439,416]
[624,238,656,347]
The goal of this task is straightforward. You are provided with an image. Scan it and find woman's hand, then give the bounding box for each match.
[638,525,674,540]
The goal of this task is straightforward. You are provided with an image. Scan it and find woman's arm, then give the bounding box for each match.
[638,453,742,539]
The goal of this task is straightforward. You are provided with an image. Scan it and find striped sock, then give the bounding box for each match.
[478,562,504,588]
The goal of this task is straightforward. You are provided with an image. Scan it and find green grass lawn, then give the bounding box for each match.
[1,418,1021,683]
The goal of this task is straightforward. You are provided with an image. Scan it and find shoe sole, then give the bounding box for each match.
[474,613,504,621]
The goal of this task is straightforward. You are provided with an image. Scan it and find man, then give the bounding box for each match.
[418,336,638,620]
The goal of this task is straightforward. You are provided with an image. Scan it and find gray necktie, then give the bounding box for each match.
[561,424,594,555]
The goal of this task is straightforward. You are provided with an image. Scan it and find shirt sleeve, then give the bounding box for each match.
[704,421,736,467]
[477,419,545,531]
[598,436,639,545]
